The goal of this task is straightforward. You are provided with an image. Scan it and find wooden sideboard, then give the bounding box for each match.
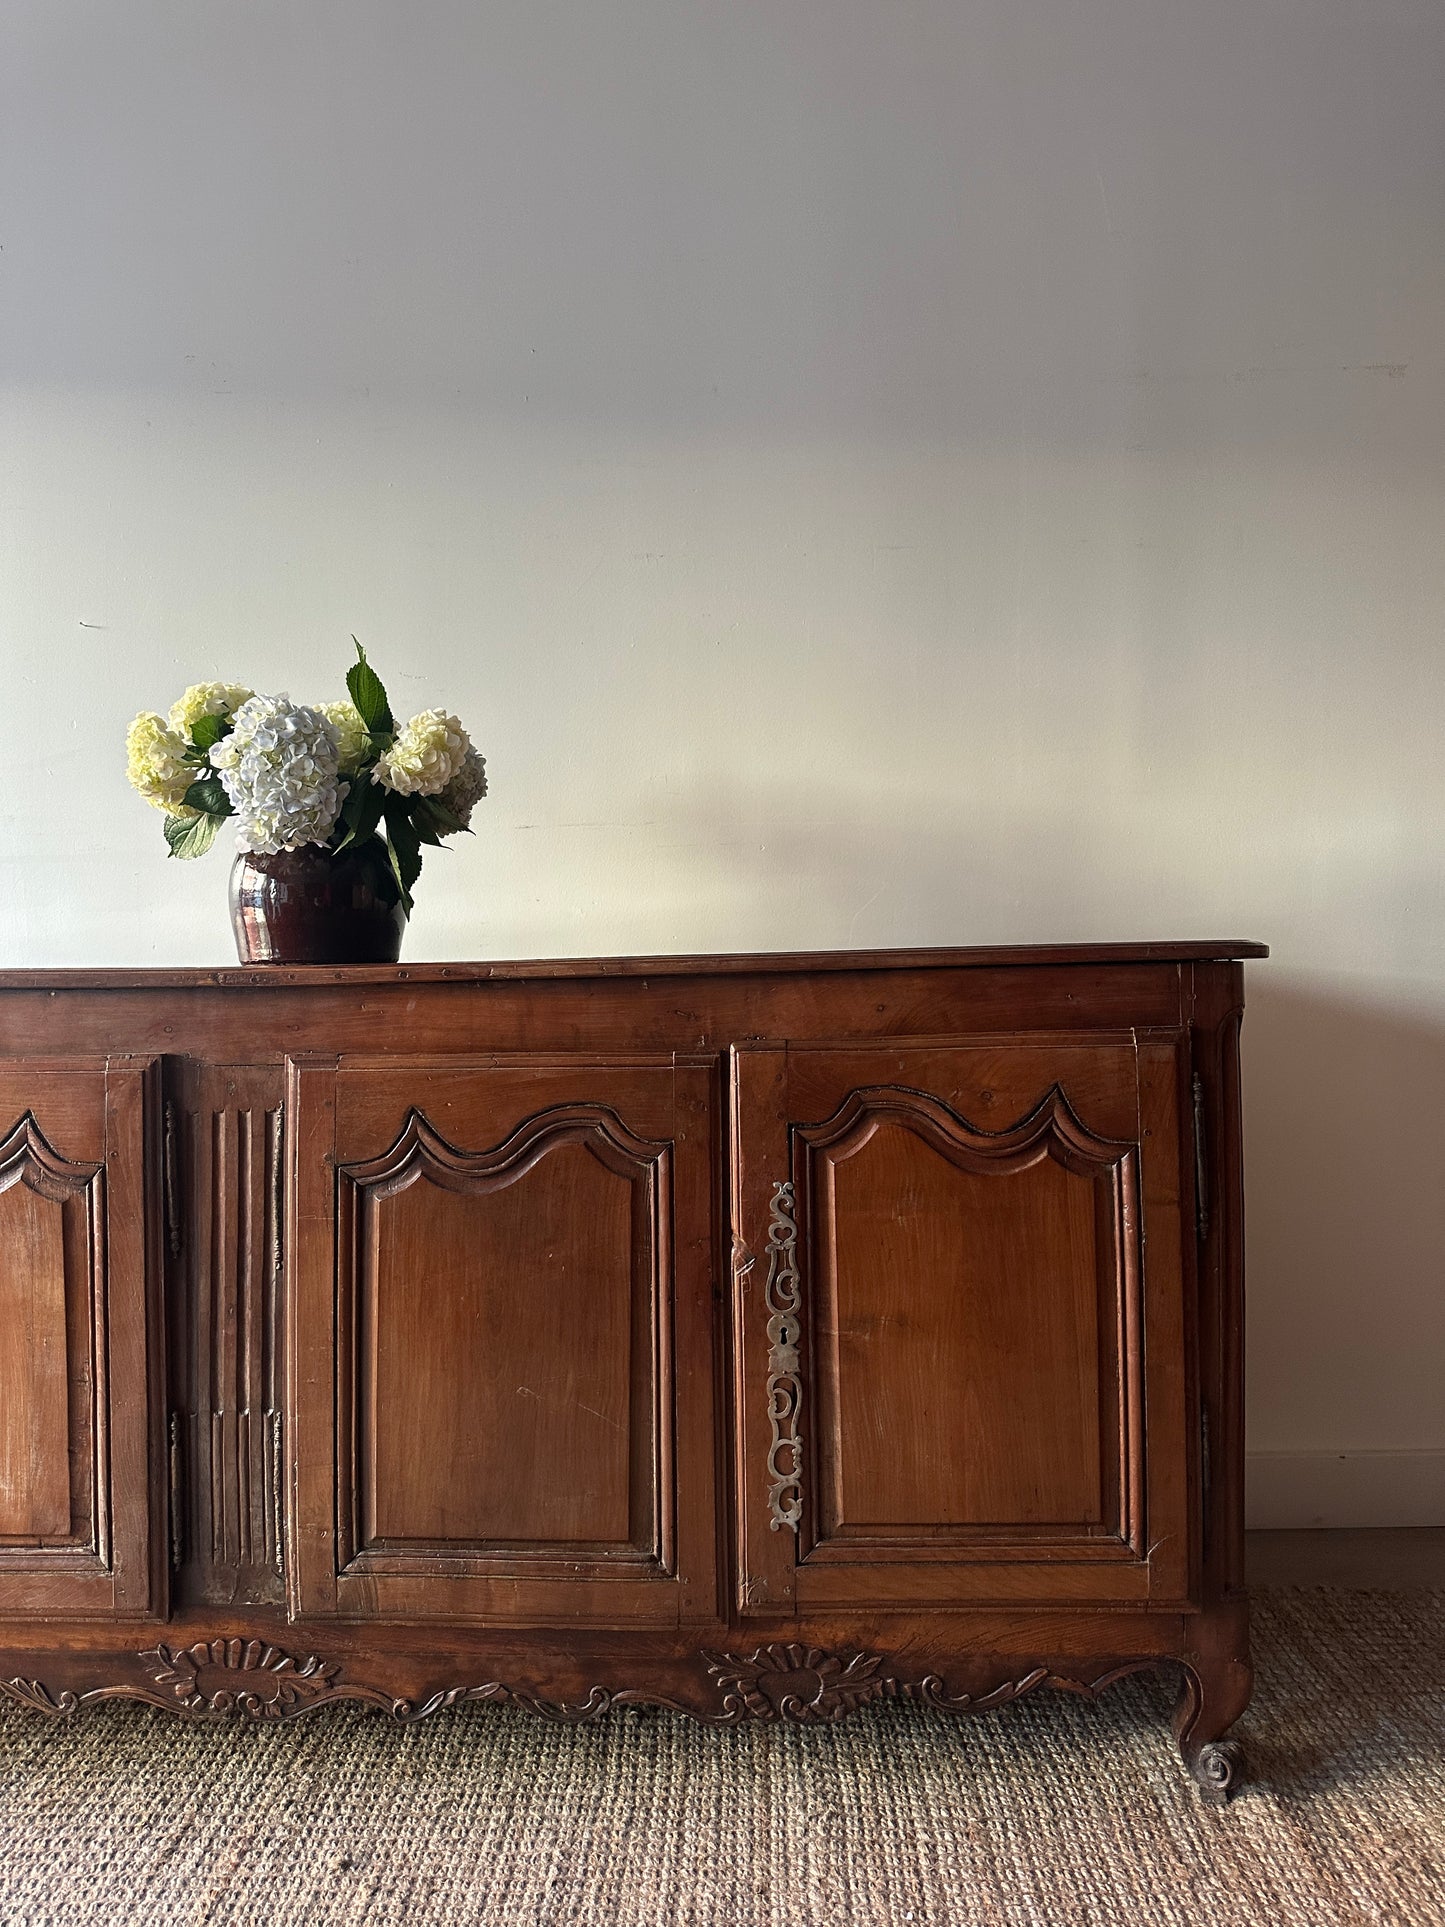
[0,941,1264,1798]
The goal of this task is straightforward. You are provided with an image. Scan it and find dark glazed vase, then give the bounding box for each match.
[229,839,406,965]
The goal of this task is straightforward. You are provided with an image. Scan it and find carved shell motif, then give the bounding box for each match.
[141,1639,342,1719]
[1,1642,1183,1764]
[702,1644,889,1722]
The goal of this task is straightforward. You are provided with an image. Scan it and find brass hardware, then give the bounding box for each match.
[763,1180,803,1532]
[269,1411,284,1573]
[163,1101,183,1258]
[168,1412,185,1571]
[1201,1406,1212,1558]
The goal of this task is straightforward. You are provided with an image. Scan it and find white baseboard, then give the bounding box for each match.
[1246,1450,1445,1529]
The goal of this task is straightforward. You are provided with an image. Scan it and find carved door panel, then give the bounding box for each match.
[0,1057,162,1617]
[286,1053,718,1625]
[731,1036,1194,1616]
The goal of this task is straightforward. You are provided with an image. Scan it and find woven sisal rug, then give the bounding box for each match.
[0,1589,1441,1925]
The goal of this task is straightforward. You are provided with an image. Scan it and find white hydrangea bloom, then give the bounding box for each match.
[168,681,253,737]
[437,744,488,827]
[319,700,371,775]
[210,694,348,853]
[373,710,470,797]
[126,712,197,816]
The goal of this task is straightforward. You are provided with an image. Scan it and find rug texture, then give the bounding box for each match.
[0,1589,1441,1926]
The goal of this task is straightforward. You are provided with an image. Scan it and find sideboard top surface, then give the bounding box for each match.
[0,939,1267,994]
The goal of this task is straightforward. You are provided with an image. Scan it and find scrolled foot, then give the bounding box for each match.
[1191,1737,1245,1804]
[1173,1655,1252,1804]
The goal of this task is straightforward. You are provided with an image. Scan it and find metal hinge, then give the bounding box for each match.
[270,1107,286,1291]
[268,1410,285,1574]
[1191,1072,1210,1244]
[168,1411,185,1570]
[269,1105,286,1580]
[163,1100,183,1258]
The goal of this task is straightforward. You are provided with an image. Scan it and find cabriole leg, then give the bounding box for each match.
[1172,1656,1252,1803]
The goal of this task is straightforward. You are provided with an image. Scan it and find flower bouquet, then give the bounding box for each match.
[125,643,486,963]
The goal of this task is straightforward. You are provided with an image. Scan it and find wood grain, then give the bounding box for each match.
[731,1038,1194,1613]
[287,1055,718,1626]
[166,1063,286,1609]
[0,1060,160,1617]
[0,947,1262,1796]
[355,1113,649,1551]
[0,939,1269,996]
[0,1165,71,1539]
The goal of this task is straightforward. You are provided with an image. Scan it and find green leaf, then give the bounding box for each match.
[384,800,423,888]
[414,794,470,839]
[164,812,222,860]
[190,712,228,753]
[331,775,386,853]
[346,637,394,735]
[181,776,231,817]
[382,796,422,913]
[383,849,414,915]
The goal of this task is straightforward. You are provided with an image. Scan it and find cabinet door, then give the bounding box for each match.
[286,1053,718,1625]
[0,1058,162,1617]
[731,1036,1194,1615]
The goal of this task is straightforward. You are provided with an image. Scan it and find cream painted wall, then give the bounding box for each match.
[2,3,1442,1524]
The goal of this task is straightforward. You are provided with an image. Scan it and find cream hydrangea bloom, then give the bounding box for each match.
[373,710,470,797]
[125,712,198,816]
[168,682,253,737]
[437,744,488,827]
[210,694,348,854]
[319,700,371,776]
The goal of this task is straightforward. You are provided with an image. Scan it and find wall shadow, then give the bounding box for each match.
[621,786,1445,1500]
[1241,977,1445,1468]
